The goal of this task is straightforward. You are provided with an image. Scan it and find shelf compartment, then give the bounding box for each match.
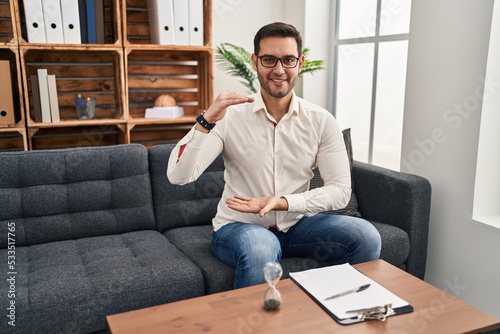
[20,46,126,125]
[17,0,121,46]
[125,48,213,120]
[0,45,24,127]
[0,127,27,151]
[0,0,17,45]
[123,0,212,46]
[128,122,193,148]
[28,124,127,150]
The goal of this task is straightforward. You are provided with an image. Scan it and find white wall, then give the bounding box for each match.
[212,0,286,97]
[473,0,500,224]
[302,0,332,109]
[403,0,500,319]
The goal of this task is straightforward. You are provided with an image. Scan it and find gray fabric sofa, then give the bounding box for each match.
[0,143,431,333]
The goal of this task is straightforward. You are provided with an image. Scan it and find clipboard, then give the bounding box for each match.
[289,263,414,325]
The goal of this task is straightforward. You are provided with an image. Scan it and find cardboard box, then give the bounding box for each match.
[0,60,16,125]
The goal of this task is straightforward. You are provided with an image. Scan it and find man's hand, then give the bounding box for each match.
[226,195,288,217]
[196,92,254,133]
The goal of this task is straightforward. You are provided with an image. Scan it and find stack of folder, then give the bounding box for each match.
[147,0,204,46]
[30,69,60,123]
[22,0,106,44]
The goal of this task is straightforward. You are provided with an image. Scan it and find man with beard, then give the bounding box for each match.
[167,22,381,289]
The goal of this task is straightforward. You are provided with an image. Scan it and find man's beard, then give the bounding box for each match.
[258,73,297,98]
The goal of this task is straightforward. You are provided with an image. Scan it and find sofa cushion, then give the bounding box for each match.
[149,144,225,232]
[165,220,409,295]
[164,225,331,294]
[164,225,234,294]
[0,144,156,248]
[0,230,204,333]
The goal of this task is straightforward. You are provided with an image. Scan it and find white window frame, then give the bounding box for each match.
[331,0,410,166]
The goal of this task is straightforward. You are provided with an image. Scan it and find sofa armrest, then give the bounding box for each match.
[352,161,432,279]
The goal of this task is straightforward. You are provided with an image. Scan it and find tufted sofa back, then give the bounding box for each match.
[148,144,225,233]
[0,144,156,248]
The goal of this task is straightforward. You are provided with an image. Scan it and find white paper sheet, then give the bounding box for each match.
[290,263,409,320]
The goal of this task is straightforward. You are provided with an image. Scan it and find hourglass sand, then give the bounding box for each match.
[263,261,283,311]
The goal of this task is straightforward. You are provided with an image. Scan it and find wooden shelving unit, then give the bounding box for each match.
[0,0,17,45]
[0,127,27,151]
[0,0,213,151]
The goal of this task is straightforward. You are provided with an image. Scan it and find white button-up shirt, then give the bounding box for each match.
[167,92,351,232]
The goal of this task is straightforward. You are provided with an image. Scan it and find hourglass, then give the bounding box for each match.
[263,261,283,311]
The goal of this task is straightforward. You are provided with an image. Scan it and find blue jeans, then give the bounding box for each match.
[211,214,381,289]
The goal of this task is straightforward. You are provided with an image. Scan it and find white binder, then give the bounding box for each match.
[37,69,52,123]
[188,0,203,46]
[173,0,189,45]
[147,0,175,44]
[42,0,65,43]
[60,0,82,44]
[47,75,60,122]
[22,0,47,43]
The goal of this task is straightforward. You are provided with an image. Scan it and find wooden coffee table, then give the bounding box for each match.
[106,260,499,333]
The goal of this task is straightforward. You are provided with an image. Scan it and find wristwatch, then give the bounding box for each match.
[196,110,216,130]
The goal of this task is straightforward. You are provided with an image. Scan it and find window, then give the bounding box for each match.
[331,0,412,170]
[473,0,500,230]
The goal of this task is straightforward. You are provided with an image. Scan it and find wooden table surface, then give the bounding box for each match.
[107,260,500,333]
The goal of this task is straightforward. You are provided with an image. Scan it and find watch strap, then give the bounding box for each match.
[196,111,216,130]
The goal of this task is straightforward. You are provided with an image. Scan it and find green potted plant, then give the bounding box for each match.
[215,42,325,94]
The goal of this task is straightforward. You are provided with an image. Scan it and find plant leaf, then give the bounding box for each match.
[215,43,257,94]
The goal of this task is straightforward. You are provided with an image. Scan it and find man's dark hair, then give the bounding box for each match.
[253,22,303,57]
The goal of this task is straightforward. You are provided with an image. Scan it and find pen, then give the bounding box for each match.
[324,283,371,301]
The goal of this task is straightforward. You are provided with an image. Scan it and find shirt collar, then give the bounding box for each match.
[251,90,300,119]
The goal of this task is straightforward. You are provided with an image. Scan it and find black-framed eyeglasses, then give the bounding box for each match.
[257,55,300,68]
